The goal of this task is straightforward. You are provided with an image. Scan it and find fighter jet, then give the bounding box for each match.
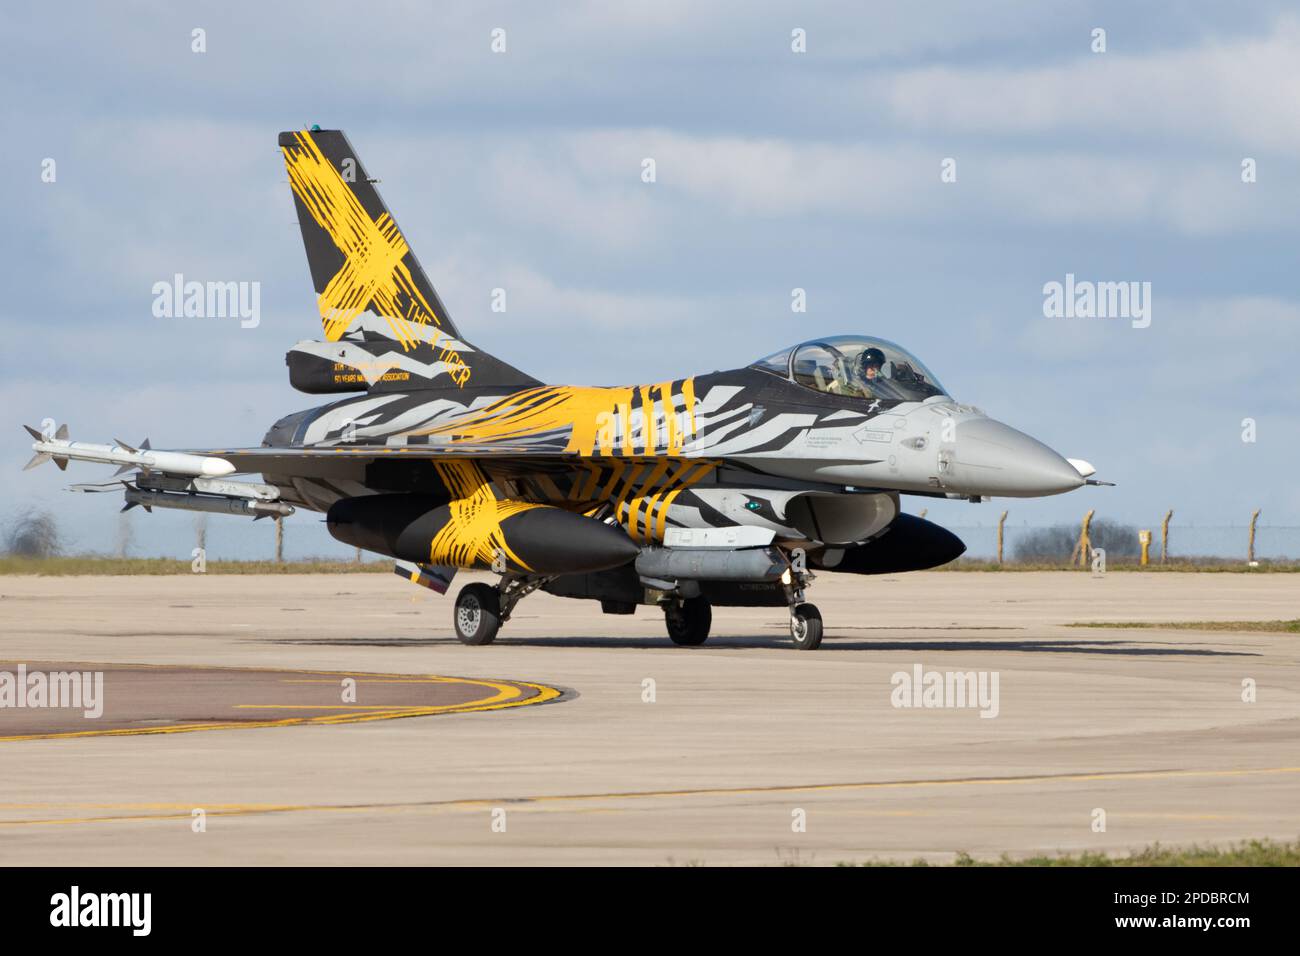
[23,129,1107,650]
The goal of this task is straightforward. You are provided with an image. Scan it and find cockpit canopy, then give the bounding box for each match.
[751,335,948,404]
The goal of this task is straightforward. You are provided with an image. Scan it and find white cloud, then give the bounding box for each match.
[875,16,1300,155]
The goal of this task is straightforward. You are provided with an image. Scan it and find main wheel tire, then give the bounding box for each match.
[789,603,823,650]
[454,583,502,646]
[665,596,712,646]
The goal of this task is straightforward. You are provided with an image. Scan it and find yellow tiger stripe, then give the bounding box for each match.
[655,461,715,541]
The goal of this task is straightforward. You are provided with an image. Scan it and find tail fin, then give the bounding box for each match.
[279,128,537,392]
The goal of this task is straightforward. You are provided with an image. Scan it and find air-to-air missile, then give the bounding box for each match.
[24,425,235,477]
[29,424,294,519]
[326,493,640,575]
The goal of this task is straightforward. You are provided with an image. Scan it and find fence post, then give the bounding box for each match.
[1074,509,1095,568]
[997,510,1008,564]
[1248,509,1261,563]
[1160,510,1173,563]
[275,516,284,564]
[1138,530,1151,567]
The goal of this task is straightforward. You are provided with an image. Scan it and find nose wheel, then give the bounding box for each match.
[789,602,823,650]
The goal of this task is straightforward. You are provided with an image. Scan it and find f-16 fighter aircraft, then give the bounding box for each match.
[24,129,1108,650]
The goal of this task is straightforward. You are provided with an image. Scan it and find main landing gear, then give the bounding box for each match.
[663,594,712,646]
[452,556,825,651]
[452,583,502,645]
[452,575,550,646]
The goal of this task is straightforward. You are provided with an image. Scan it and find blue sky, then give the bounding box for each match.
[2,1,1297,558]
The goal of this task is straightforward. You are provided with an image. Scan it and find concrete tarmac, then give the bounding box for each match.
[0,569,1296,865]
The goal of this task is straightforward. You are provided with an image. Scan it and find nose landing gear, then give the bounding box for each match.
[784,552,823,650]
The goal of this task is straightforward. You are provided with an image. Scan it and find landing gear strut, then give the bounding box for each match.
[783,552,823,650]
[452,574,552,646]
[663,594,712,646]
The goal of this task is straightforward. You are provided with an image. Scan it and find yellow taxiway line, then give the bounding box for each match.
[1,765,1296,828]
[0,666,563,743]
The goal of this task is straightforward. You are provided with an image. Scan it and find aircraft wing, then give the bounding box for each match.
[186,443,577,476]
[24,424,698,486]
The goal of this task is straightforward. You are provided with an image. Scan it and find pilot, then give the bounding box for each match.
[857,347,886,388]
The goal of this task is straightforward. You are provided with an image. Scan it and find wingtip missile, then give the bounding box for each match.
[23,425,236,478]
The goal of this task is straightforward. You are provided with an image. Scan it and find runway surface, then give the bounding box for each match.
[0,569,1296,865]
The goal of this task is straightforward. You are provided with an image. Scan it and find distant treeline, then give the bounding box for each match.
[1012,520,1139,561]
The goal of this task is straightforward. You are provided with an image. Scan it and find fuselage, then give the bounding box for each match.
[263,355,1083,556]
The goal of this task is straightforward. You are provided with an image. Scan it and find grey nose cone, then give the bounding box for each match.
[947,418,1085,497]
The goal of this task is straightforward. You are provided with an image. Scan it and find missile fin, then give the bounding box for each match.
[55,424,68,441]
[23,452,51,471]
[141,438,151,451]
[53,457,68,471]
[68,481,127,493]
[22,424,42,440]
[114,438,138,454]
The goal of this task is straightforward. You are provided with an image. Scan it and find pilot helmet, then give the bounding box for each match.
[860,347,886,371]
